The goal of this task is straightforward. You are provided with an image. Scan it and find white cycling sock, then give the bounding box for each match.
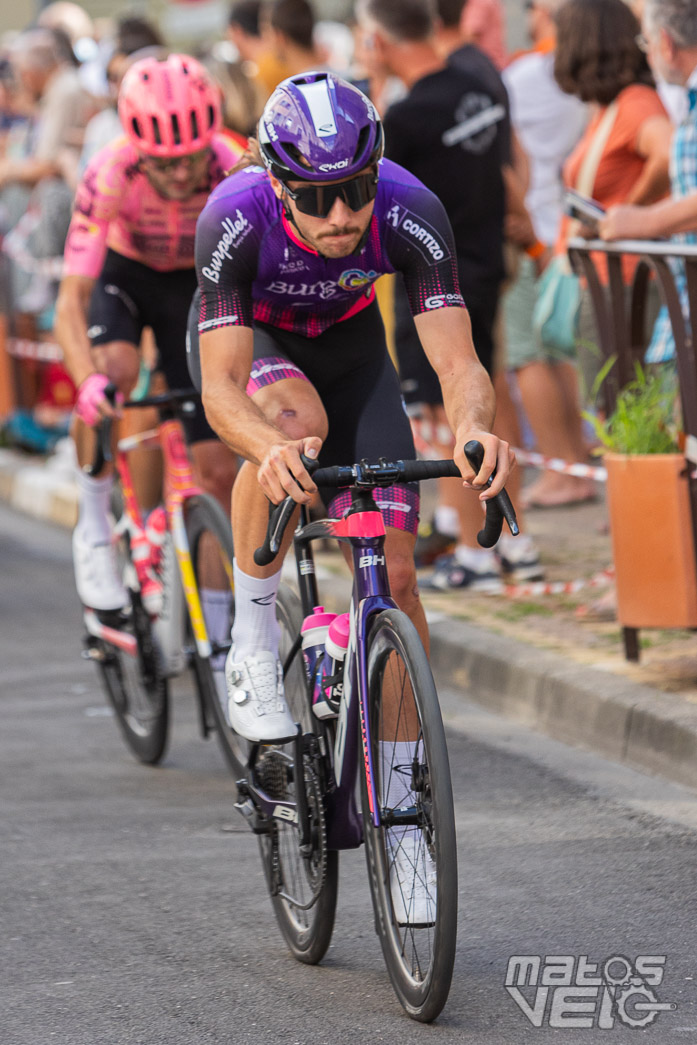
[230,560,281,662]
[200,588,232,671]
[75,469,113,544]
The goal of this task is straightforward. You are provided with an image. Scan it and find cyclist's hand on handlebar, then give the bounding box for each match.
[257,435,322,505]
[455,431,515,499]
[75,373,123,428]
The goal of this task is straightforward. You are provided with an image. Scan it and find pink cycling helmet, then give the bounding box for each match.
[118,53,222,158]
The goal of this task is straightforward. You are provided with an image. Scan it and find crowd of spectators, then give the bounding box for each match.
[0,0,694,602]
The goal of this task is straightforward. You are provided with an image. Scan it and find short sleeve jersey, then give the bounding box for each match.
[63,133,243,278]
[195,158,464,339]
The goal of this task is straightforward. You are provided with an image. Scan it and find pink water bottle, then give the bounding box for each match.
[301,606,337,698]
[313,612,350,720]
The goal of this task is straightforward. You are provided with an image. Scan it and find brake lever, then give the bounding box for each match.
[86,383,117,477]
[464,439,519,549]
[253,453,320,566]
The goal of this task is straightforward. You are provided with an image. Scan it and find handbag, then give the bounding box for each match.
[532,100,619,353]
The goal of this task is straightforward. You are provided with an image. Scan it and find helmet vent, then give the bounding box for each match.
[130,117,143,140]
[190,110,199,139]
[206,104,215,130]
[151,116,162,146]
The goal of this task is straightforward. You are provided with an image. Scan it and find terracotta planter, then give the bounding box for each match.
[605,452,697,629]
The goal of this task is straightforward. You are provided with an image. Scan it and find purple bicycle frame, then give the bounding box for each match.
[292,503,395,851]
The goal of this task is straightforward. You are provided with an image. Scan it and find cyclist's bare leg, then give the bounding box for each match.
[232,377,328,577]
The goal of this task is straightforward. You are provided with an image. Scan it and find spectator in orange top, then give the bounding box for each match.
[519,0,672,509]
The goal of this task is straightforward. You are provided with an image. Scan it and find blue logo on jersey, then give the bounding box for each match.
[338,268,379,291]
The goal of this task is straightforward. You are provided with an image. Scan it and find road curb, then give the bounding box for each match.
[429,616,697,791]
[3,447,697,792]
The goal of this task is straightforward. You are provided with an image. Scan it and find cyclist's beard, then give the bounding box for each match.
[282,200,368,258]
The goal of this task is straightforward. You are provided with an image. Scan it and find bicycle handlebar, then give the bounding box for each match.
[253,441,519,566]
[86,385,201,477]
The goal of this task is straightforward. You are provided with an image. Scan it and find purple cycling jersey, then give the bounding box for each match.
[195,158,465,339]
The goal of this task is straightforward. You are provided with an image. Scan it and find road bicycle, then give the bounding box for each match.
[82,387,243,769]
[231,442,517,1022]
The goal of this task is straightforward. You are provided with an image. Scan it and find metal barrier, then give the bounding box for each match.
[568,237,697,659]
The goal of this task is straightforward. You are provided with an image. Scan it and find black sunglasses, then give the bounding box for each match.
[282,169,379,218]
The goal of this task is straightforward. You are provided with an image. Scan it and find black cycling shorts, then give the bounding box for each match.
[88,250,216,444]
[187,297,419,532]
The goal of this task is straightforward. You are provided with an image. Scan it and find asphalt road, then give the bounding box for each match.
[2,502,697,1045]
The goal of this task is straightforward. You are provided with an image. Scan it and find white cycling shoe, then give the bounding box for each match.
[73,528,127,611]
[389,830,437,927]
[225,648,296,743]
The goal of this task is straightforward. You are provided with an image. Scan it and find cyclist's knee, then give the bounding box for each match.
[257,383,328,441]
[92,340,141,394]
[386,538,420,610]
[192,441,238,511]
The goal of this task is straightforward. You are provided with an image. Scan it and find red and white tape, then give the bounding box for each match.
[503,568,614,599]
[514,448,607,482]
[7,338,64,363]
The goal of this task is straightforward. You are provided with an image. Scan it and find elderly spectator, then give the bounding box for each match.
[0,28,92,193]
[501,0,591,510]
[600,0,697,366]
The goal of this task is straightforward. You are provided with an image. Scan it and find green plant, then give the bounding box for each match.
[583,360,680,454]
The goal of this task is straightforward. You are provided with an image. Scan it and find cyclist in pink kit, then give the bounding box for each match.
[189,72,514,745]
[55,54,242,612]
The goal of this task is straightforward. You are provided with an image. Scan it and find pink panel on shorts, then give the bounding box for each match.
[246,355,310,396]
[328,485,420,535]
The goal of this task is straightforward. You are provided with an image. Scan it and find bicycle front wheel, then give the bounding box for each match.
[96,594,169,765]
[361,608,457,1022]
[258,584,339,965]
[185,494,247,777]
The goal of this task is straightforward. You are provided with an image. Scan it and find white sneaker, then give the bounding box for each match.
[73,528,127,611]
[225,648,296,742]
[389,830,437,927]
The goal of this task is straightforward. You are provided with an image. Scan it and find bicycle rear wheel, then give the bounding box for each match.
[361,608,457,1022]
[96,593,169,764]
[185,494,247,777]
[258,584,339,965]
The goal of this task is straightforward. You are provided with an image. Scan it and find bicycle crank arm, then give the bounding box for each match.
[83,610,137,656]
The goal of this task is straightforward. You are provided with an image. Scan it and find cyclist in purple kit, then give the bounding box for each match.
[189,71,513,746]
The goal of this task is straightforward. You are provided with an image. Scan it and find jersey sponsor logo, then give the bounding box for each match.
[201,210,251,284]
[424,292,465,309]
[265,279,339,300]
[279,258,309,274]
[338,267,378,291]
[442,93,505,154]
[318,159,349,172]
[389,204,447,264]
[386,203,404,228]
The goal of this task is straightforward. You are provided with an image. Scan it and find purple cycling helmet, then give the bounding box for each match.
[257,71,384,183]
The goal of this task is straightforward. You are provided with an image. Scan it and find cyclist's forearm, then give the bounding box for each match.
[202,380,287,464]
[442,360,496,444]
